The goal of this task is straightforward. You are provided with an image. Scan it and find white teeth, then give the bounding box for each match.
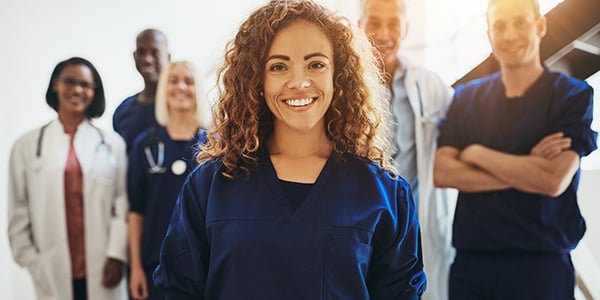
[284,98,314,107]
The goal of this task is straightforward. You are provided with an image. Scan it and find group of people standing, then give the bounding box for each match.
[7,0,597,299]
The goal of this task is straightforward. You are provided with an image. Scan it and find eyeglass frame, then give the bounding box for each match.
[57,77,97,91]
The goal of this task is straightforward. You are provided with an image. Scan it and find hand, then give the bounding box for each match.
[459,144,481,165]
[101,258,123,288]
[129,265,148,300]
[530,132,571,159]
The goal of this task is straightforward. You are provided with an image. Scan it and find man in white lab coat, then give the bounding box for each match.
[359,1,456,299]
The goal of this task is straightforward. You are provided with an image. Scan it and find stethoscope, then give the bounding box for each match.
[143,127,194,176]
[33,120,113,171]
[389,81,427,160]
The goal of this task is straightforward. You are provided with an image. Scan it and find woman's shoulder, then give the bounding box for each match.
[188,158,224,182]
[342,154,409,187]
[12,120,57,148]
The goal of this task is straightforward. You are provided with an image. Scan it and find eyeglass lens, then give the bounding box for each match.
[60,77,96,90]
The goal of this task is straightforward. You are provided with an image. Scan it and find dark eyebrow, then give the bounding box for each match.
[266,54,290,62]
[266,52,330,63]
[304,52,329,60]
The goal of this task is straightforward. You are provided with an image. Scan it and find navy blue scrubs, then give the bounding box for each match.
[438,69,597,299]
[113,94,159,151]
[154,151,426,299]
[128,126,204,299]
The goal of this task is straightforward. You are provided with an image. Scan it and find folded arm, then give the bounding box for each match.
[459,144,580,197]
[434,146,510,192]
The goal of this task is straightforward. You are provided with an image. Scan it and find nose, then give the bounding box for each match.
[141,52,155,64]
[286,68,312,90]
[502,25,519,41]
[71,83,85,94]
[177,81,188,90]
[379,27,391,40]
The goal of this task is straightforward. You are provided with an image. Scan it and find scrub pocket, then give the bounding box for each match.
[324,234,372,300]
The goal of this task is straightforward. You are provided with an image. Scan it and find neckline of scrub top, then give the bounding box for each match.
[261,149,335,223]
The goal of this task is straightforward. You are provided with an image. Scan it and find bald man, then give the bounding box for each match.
[113,29,171,150]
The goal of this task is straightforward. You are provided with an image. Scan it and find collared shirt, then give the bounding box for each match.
[390,67,418,202]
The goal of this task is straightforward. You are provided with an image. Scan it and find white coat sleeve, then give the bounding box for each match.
[105,134,129,262]
[7,138,39,267]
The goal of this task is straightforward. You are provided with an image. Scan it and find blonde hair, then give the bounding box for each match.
[155,61,210,128]
[198,0,394,179]
[487,0,541,19]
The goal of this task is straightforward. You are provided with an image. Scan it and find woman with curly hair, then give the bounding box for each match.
[154,1,426,299]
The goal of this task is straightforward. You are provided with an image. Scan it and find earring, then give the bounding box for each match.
[259,91,264,96]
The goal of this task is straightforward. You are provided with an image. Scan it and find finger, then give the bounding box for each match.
[540,140,571,159]
[541,132,564,142]
[131,285,141,299]
[537,138,570,154]
[141,284,149,299]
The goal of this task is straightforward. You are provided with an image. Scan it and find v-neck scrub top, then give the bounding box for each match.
[128,126,202,268]
[154,151,426,299]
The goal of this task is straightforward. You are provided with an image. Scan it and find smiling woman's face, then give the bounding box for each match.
[263,20,334,133]
[53,64,95,118]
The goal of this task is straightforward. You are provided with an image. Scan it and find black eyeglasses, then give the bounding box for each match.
[58,77,96,91]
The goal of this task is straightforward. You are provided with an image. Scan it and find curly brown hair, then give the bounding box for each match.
[198,0,394,179]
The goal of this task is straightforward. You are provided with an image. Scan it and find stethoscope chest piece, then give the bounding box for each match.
[171,159,187,176]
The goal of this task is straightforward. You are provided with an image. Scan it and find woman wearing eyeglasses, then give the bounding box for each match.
[8,57,128,300]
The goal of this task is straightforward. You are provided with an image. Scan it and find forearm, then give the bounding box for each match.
[434,147,510,192]
[128,212,145,268]
[461,144,580,196]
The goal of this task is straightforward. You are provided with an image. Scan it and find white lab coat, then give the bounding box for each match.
[396,57,457,300]
[8,119,128,300]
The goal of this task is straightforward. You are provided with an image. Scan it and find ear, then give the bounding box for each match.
[536,15,547,38]
[401,21,409,41]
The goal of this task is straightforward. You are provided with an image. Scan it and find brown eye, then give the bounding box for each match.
[269,63,286,72]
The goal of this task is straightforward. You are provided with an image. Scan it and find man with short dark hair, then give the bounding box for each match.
[434,0,597,298]
[113,28,171,150]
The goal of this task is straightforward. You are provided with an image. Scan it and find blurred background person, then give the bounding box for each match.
[127,61,209,300]
[113,28,171,151]
[434,0,597,298]
[8,57,128,300]
[359,1,455,299]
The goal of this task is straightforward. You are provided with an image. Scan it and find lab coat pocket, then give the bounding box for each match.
[27,252,55,299]
[324,235,372,300]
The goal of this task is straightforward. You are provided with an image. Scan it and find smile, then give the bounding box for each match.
[284,97,315,107]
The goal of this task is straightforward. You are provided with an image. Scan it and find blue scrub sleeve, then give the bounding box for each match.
[153,174,209,299]
[553,86,598,156]
[367,178,426,300]
[127,136,148,213]
[437,88,466,150]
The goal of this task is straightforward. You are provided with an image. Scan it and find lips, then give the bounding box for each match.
[66,95,87,103]
[283,97,315,107]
